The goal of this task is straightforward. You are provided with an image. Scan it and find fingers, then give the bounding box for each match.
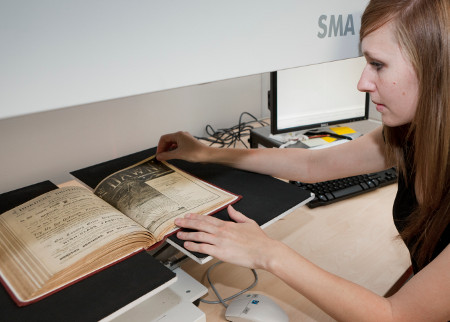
[156,133,180,160]
[175,214,225,255]
[177,229,217,245]
[156,149,176,161]
[156,131,202,162]
[227,205,253,223]
[175,213,224,233]
[156,133,177,153]
[175,214,228,241]
[183,240,217,255]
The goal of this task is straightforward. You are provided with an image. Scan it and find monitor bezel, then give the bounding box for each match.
[269,71,370,135]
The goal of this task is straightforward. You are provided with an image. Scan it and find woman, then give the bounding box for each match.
[157,0,450,320]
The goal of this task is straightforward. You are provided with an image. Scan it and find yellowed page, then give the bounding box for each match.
[0,186,147,287]
[94,157,238,238]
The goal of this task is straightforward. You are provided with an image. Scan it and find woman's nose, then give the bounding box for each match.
[357,66,376,93]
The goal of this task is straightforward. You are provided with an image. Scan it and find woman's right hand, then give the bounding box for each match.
[156,131,208,162]
[175,205,279,270]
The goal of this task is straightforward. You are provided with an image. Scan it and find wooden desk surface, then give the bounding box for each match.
[181,183,411,322]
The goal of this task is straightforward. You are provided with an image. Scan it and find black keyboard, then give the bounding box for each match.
[291,167,397,208]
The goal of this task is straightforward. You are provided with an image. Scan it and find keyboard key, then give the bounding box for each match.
[325,192,334,200]
[367,180,376,188]
[331,185,363,199]
[360,182,369,190]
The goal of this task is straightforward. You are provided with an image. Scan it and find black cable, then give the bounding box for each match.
[195,112,268,149]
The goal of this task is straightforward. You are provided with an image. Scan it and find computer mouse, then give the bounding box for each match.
[225,293,289,322]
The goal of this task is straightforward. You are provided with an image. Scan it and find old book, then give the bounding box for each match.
[71,147,314,264]
[0,156,239,306]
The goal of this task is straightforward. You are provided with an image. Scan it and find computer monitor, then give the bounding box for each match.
[269,57,369,135]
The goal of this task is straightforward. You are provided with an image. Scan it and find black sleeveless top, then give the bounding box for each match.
[392,148,450,273]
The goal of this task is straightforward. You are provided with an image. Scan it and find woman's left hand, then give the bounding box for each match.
[174,205,277,270]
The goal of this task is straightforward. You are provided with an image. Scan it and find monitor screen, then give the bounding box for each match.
[269,57,369,134]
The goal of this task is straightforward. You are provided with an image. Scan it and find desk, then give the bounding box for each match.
[181,183,411,321]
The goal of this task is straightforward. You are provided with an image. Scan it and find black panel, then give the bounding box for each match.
[0,181,58,213]
[0,251,175,322]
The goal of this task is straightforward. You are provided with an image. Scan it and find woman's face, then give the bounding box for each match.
[358,21,419,127]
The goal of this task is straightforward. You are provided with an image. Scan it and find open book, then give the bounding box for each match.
[0,156,239,306]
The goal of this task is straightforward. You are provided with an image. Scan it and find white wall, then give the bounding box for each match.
[0,0,372,194]
[1,0,367,119]
[0,74,264,193]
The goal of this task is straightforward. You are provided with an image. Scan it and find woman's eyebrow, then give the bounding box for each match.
[361,49,374,58]
[362,50,383,62]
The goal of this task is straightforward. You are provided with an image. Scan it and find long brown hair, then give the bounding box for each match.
[361,0,450,269]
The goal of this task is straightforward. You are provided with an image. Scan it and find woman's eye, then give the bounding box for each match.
[370,61,383,70]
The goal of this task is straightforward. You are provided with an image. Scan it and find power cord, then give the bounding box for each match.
[199,261,258,308]
[195,112,268,149]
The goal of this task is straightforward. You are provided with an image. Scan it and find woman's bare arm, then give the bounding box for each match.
[157,126,390,182]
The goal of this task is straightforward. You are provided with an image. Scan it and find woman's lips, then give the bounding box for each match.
[374,102,385,113]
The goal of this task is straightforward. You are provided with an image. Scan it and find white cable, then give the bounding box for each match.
[199,261,259,308]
